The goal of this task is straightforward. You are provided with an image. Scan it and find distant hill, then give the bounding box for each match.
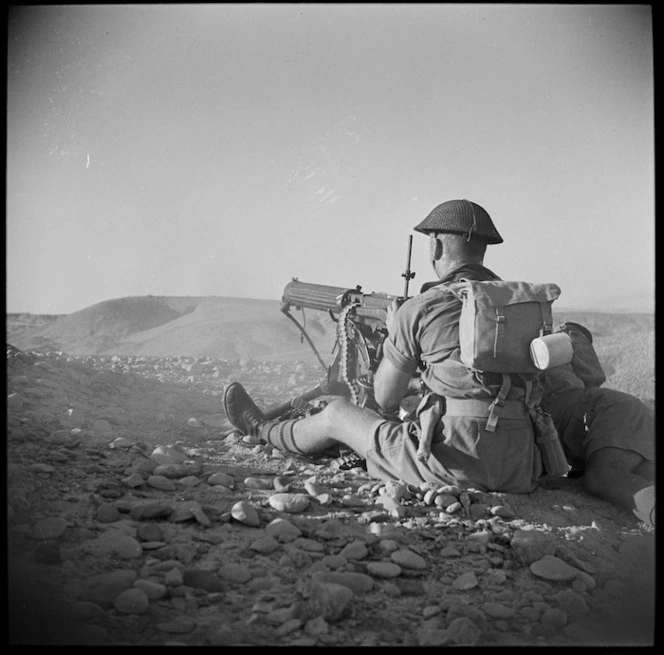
[6,295,338,365]
[6,294,654,403]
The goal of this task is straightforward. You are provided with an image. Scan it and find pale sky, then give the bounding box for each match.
[6,4,654,315]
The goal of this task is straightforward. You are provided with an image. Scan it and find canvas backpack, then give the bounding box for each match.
[441,278,568,476]
[440,278,562,421]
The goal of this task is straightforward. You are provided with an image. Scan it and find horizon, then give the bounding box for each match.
[7,5,654,315]
[6,288,655,318]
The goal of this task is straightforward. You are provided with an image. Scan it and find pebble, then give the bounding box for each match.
[264,518,302,541]
[219,563,252,583]
[153,463,202,479]
[133,579,167,600]
[182,569,223,592]
[33,541,61,564]
[294,537,325,552]
[312,571,374,595]
[465,529,492,552]
[231,501,261,526]
[390,548,427,570]
[434,493,458,508]
[122,472,144,488]
[113,588,150,614]
[529,555,581,582]
[268,493,311,513]
[179,475,201,487]
[338,540,368,560]
[482,602,515,619]
[447,616,482,646]
[341,494,365,507]
[147,475,176,491]
[31,517,68,540]
[452,571,479,590]
[130,502,173,520]
[95,503,120,523]
[440,546,462,558]
[106,534,144,559]
[366,562,402,578]
[307,581,353,622]
[150,445,188,465]
[250,535,281,554]
[321,554,347,570]
[155,620,197,634]
[110,437,134,449]
[540,607,568,627]
[304,478,326,497]
[137,524,163,542]
[273,476,291,492]
[207,472,235,488]
[511,529,557,565]
[244,476,274,490]
[489,504,516,519]
[71,601,106,621]
[379,539,400,553]
[551,589,589,616]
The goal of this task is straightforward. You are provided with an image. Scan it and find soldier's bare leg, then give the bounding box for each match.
[288,398,382,456]
[224,382,382,457]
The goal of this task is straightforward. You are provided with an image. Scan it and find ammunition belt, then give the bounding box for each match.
[337,303,361,405]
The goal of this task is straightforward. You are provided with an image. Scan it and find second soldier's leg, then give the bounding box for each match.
[583,446,655,527]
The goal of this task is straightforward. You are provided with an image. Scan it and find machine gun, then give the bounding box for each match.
[263,237,417,420]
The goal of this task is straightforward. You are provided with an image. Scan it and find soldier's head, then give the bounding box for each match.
[414,199,502,276]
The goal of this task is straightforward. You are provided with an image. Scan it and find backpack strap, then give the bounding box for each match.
[486,373,511,432]
[539,303,553,337]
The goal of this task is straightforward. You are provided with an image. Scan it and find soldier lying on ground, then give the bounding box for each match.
[540,323,655,529]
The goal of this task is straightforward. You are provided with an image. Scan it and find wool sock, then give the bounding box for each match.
[632,484,655,529]
[259,419,307,455]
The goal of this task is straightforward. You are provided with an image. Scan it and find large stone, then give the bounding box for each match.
[510,529,557,565]
[529,555,582,582]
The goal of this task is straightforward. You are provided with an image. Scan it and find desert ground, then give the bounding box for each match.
[6,294,655,646]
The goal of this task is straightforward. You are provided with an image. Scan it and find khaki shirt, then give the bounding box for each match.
[383,263,526,401]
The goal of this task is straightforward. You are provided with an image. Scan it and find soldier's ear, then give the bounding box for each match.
[430,234,443,261]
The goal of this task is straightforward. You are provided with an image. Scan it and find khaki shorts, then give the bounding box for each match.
[362,413,542,494]
[557,387,654,470]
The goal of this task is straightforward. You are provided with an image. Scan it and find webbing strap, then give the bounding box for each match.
[494,306,505,358]
[445,397,528,419]
[486,373,511,432]
[539,302,552,336]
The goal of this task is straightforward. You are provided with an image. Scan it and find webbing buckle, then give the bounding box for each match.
[486,397,504,432]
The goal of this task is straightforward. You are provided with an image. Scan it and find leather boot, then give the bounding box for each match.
[223,382,267,437]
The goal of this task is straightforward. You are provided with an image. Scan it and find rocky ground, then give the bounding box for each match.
[6,345,656,646]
